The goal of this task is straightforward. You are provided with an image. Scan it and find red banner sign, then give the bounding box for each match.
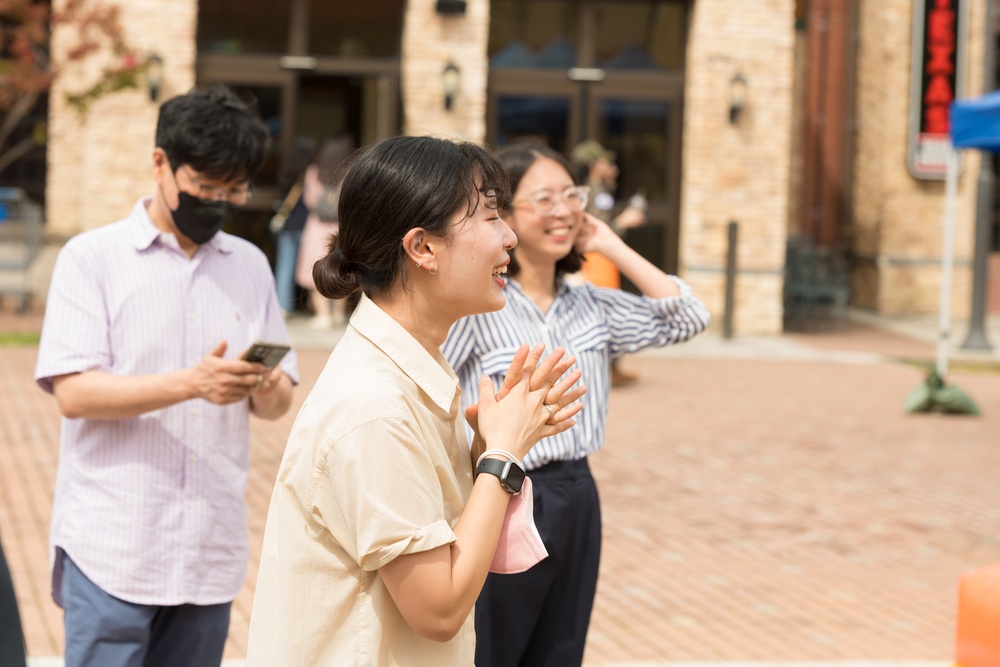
[908,0,967,179]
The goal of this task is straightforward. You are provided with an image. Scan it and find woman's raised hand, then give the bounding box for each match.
[473,344,586,461]
[573,212,618,256]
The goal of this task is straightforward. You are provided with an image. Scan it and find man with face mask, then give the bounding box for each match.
[34,86,299,667]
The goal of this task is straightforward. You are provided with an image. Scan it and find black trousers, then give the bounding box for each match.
[475,458,601,667]
[0,536,27,667]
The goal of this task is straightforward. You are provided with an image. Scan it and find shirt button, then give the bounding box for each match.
[190,454,198,462]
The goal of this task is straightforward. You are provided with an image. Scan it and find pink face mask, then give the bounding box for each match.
[490,476,548,574]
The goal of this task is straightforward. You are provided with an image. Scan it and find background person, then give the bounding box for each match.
[270,169,309,316]
[34,85,299,667]
[295,136,354,328]
[443,142,710,667]
[246,136,585,667]
[571,139,649,386]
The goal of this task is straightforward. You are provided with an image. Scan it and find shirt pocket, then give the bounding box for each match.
[478,345,522,383]
[567,325,614,363]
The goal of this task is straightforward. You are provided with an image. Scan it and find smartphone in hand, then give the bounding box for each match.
[240,342,291,370]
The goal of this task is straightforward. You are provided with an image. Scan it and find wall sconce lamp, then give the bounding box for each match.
[147,53,164,103]
[443,61,460,111]
[729,72,747,124]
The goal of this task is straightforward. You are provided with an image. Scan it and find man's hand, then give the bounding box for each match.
[190,341,269,405]
[250,365,285,397]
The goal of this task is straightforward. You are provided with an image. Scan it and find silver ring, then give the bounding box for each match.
[254,374,263,389]
[543,404,556,417]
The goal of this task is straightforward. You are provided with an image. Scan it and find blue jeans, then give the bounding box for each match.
[274,229,302,313]
[61,553,231,667]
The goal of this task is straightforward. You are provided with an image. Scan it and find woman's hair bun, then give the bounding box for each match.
[313,237,360,299]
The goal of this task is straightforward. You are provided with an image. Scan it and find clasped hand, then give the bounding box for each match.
[468,344,587,463]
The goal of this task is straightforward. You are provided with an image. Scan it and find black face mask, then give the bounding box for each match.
[165,168,237,244]
[170,191,235,245]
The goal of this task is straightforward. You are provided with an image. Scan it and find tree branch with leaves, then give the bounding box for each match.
[0,0,147,176]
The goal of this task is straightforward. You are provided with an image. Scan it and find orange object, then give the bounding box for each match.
[582,252,620,289]
[955,562,1000,667]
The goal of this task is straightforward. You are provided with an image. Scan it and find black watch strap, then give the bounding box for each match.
[476,457,525,494]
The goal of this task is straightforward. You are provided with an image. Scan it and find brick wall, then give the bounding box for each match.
[680,0,796,335]
[47,0,197,236]
[989,253,1000,314]
[851,0,985,316]
[401,0,490,142]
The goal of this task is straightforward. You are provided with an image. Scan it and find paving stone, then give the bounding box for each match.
[2,301,999,662]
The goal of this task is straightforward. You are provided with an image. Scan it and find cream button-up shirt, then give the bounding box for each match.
[247,294,475,666]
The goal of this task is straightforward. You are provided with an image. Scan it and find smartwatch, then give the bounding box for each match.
[476,457,525,494]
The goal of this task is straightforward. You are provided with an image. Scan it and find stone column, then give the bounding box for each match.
[680,0,796,335]
[401,0,490,142]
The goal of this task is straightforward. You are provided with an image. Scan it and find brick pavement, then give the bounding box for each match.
[2,299,1000,663]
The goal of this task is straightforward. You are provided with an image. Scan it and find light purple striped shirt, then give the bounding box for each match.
[35,197,300,606]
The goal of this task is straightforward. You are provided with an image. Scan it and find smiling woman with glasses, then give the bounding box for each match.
[443,142,710,667]
[512,184,590,216]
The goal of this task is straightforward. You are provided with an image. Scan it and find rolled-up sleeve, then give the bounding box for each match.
[317,417,458,572]
[590,276,711,357]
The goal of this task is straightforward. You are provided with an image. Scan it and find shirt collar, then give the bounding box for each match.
[129,197,234,254]
[504,276,571,300]
[349,293,460,413]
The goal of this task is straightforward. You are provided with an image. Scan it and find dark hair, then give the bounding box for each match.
[313,136,511,300]
[155,85,270,182]
[495,143,584,278]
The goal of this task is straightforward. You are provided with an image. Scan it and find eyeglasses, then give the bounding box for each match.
[512,185,590,216]
[180,166,255,206]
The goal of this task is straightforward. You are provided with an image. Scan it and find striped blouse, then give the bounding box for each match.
[442,276,710,470]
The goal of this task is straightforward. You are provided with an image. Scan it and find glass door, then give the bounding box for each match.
[195,0,403,260]
[588,78,683,275]
[487,73,578,153]
[487,79,683,276]
[486,0,688,275]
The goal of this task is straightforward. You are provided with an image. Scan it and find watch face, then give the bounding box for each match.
[478,457,525,494]
[502,462,525,494]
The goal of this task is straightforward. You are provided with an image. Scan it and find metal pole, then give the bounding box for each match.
[961,0,995,351]
[723,221,738,339]
[939,149,961,377]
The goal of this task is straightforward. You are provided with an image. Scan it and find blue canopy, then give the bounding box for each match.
[950,90,1000,151]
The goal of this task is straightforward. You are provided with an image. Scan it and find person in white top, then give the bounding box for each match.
[35,85,298,667]
[246,136,587,666]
